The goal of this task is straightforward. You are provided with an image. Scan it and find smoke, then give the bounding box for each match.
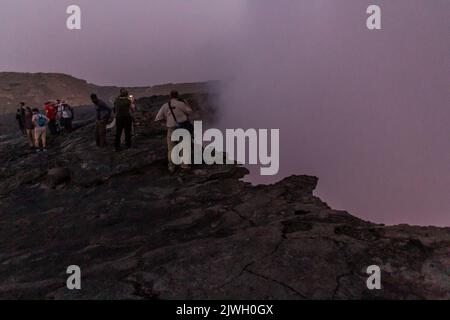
[1,0,448,226]
[214,0,450,226]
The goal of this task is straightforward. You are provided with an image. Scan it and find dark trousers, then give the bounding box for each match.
[62,118,73,133]
[48,119,57,135]
[115,116,132,150]
[18,121,25,135]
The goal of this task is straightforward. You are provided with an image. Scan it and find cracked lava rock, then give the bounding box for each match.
[0,95,449,300]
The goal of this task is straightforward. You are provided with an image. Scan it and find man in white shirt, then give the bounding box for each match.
[58,101,74,133]
[155,91,192,172]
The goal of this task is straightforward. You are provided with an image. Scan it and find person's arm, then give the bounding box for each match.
[129,99,136,112]
[155,105,167,122]
[181,101,193,115]
[113,100,118,114]
[69,106,74,119]
[100,102,112,120]
[107,106,112,120]
[106,102,113,115]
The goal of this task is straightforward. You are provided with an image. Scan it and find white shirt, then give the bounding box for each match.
[155,99,192,128]
[58,105,72,119]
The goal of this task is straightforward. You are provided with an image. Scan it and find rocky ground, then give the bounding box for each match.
[0,95,448,300]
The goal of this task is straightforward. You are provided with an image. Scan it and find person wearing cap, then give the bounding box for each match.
[113,88,133,151]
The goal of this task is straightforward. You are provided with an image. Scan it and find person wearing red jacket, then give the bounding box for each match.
[44,102,57,135]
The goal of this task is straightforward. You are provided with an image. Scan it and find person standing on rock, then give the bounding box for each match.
[58,101,74,133]
[113,89,133,152]
[23,106,35,148]
[44,102,57,135]
[155,90,192,173]
[31,108,49,152]
[15,102,26,135]
[55,99,62,131]
[91,94,112,148]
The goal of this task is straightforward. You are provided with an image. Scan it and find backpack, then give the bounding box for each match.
[168,101,193,134]
[37,114,46,127]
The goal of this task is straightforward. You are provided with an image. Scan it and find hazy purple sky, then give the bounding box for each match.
[1,1,449,226]
[0,0,244,86]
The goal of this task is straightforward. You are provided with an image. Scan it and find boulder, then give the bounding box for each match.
[46,167,71,188]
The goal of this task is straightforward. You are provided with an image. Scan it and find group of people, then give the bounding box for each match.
[16,89,192,172]
[92,89,193,172]
[15,100,74,152]
[45,100,75,135]
[90,89,137,151]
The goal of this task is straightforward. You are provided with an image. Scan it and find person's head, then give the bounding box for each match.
[90,94,98,103]
[120,88,129,97]
[170,90,179,99]
[56,99,61,104]
[32,108,39,113]
[20,102,25,107]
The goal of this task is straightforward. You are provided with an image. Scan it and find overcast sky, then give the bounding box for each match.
[0,0,244,86]
[1,0,449,226]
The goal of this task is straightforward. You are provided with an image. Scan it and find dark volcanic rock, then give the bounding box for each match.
[46,167,71,188]
[0,97,449,300]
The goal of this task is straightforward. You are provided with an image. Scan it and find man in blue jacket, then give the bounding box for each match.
[91,94,112,148]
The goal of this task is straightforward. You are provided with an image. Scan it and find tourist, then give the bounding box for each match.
[155,90,192,172]
[15,102,26,135]
[31,108,49,152]
[44,102,57,135]
[113,89,133,151]
[58,101,74,133]
[91,94,112,148]
[23,106,34,148]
